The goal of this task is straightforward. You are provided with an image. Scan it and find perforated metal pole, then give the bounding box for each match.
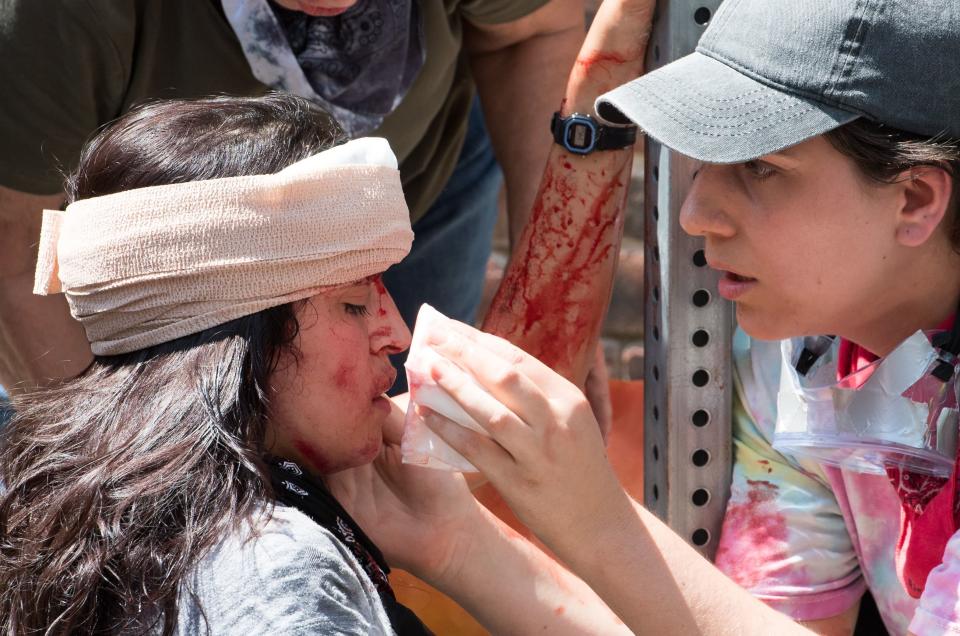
[643,0,732,560]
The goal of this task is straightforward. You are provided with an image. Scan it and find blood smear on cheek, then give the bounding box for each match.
[333,363,355,390]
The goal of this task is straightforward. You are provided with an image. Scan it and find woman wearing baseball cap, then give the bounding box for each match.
[422,0,960,633]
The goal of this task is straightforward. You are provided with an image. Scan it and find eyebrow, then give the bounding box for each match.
[766,146,802,159]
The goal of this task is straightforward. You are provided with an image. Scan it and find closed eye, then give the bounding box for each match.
[344,303,370,317]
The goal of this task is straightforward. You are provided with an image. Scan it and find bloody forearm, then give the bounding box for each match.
[481,151,631,383]
[481,0,654,385]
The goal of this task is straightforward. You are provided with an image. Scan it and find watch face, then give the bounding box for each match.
[563,116,597,154]
[572,124,589,148]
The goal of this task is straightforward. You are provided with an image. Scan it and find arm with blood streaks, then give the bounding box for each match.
[481,0,654,385]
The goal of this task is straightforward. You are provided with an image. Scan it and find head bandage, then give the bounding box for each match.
[34,137,413,356]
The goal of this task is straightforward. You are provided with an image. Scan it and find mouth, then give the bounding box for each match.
[722,271,756,283]
[707,260,758,301]
[706,258,757,282]
[716,270,758,301]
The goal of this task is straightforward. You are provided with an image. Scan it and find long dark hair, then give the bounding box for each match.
[0,94,344,635]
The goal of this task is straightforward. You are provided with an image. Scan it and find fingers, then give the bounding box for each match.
[423,409,515,477]
[427,356,535,460]
[429,324,579,407]
[584,347,614,443]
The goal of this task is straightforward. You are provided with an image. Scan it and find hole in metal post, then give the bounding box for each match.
[692,528,710,546]
[653,286,660,302]
[653,245,660,263]
[653,325,660,341]
[692,330,710,347]
[693,249,707,267]
[653,405,660,420]
[653,165,659,180]
[692,409,710,427]
[653,445,659,461]
[692,289,710,307]
[653,205,659,221]
[692,449,710,467]
[692,369,710,387]
[694,7,711,25]
[653,365,660,381]
[652,484,659,500]
[654,45,660,62]
[692,489,710,506]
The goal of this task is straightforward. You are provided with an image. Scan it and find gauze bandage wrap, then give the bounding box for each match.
[34,138,413,355]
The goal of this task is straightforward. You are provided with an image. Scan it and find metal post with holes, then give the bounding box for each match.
[643,0,732,560]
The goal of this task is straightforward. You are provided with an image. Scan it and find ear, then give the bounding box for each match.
[894,165,954,247]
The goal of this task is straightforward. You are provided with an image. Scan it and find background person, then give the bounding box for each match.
[414,0,960,634]
[0,0,584,397]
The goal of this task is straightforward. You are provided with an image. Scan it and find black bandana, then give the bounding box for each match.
[268,458,433,635]
[222,0,425,136]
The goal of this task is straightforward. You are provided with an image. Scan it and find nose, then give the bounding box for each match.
[370,287,412,355]
[679,164,737,239]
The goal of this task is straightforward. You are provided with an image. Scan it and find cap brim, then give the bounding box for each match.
[596,51,858,163]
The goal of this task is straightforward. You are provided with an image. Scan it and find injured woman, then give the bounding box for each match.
[0,0,654,633]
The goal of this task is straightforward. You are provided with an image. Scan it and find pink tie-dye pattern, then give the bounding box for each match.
[718,334,944,633]
[911,530,960,634]
[715,479,790,589]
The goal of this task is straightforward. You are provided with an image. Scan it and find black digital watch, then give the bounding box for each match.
[550,112,638,155]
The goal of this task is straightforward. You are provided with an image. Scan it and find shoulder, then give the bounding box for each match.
[0,0,135,95]
[1,0,135,43]
[179,505,393,635]
[200,505,373,592]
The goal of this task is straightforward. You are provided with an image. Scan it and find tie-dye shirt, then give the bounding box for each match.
[715,331,960,635]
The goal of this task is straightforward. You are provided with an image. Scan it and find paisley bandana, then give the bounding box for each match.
[221,0,425,136]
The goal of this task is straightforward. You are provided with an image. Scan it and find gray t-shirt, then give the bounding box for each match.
[175,505,394,635]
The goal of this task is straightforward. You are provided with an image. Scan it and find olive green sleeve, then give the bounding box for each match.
[0,0,131,193]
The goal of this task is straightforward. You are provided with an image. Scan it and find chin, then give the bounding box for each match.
[355,436,383,465]
[735,304,803,342]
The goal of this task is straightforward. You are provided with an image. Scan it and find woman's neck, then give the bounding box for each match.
[841,249,960,356]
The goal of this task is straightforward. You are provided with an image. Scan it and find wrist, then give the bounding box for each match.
[541,478,638,572]
[404,498,490,589]
[418,502,512,593]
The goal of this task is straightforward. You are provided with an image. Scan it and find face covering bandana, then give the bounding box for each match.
[774,330,960,477]
[221,0,425,137]
[33,137,413,356]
